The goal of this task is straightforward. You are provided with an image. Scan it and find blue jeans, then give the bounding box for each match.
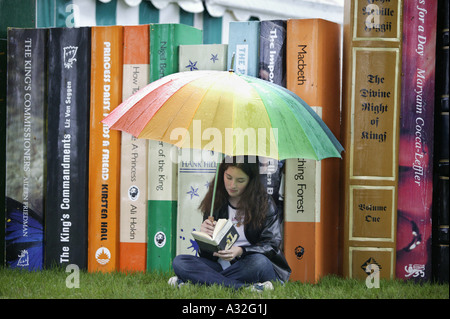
[172,253,280,289]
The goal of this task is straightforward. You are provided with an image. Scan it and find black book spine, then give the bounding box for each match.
[258,19,286,87]
[0,39,7,266]
[45,27,91,269]
[258,20,287,216]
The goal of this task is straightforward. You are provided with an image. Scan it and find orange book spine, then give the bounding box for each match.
[284,19,341,283]
[88,26,123,272]
[341,0,403,280]
[119,25,149,272]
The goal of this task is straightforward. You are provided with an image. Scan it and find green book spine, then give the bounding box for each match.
[147,140,178,272]
[147,24,202,272]
[149,24,203,81]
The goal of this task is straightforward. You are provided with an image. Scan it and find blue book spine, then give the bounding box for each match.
[227,21,260,77]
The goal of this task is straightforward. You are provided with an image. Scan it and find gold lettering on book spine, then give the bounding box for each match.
[342,0,403,279]
[350,47,400,180]
[353,0,402,41]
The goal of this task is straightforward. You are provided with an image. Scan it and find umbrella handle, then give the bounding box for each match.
[209,153,223,217]
[229,52,235,72]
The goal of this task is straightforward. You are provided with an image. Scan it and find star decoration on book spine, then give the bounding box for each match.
[210,53,218,63]
[186,60,198,71]
[187,186,199,199]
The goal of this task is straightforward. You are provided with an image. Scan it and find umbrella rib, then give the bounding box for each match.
[243,75,326,160]
[104,70,343,160]
[133,72,216,138]
[104,73,178,128]
[121,85,178,136]
[159,88,204,142]
[104,71,215,135]
[159,71,224,144]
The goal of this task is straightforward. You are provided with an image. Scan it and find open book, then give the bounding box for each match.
[192,219,239,253]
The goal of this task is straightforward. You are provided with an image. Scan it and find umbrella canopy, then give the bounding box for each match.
[102,70,343,161]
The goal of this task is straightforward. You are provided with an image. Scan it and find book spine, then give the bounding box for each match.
[5,28,47,270]
[0,39,6,266]
[176,44,226,257]
[147,140,178,272]
[396,0,437,281]
[432,0,449,283]
[147,24,202,272]
[341,0,403,280]
[227,21,260,77]
[284,19,341,283]
[259,20,286,87]
[88,26,123,273]
[176,149,220,256]
[258,20,286,215]
[149,24,203,81]
[179,44,228,72]
[119,25,149,273]
[45,27,91,269]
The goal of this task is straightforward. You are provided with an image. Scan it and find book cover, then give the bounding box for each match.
[191,219,239,254]
[176,44,226,257]
[258,19,287,217]
[5,28,47,270]
[119,25,149,273]
[147,24,203,272]
[341,0,403,280]
[227,21,260,76]
[396,0,437,281]
[88,25,123,273]
[283,19,341,283]
[45,27,91,269]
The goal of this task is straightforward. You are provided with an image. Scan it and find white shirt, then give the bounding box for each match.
[228,203,251,247]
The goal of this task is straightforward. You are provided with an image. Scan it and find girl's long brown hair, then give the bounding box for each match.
[199,156,269,229]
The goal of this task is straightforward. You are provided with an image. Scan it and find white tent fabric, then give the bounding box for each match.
[73,0,343,24]
[72,0,343,43]
[95,0,344,18]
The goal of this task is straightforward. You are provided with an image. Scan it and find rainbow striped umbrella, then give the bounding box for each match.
[102,70,343,161]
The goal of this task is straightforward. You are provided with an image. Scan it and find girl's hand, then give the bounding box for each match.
[214,246,243,261]
[200,218,216,237]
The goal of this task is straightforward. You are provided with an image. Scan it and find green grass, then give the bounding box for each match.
[0,267,448,300]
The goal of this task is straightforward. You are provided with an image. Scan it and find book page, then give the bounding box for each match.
[191,219,228,243]
[212,219,227,239]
